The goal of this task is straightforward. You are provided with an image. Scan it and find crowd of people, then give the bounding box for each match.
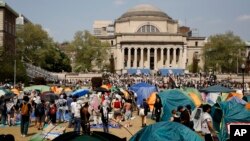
[0,73,247,141]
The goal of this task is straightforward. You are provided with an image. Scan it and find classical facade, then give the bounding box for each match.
[94,4,206,75]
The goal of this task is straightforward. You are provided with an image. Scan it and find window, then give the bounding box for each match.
[195,41,198,46]
[137,25,160,33]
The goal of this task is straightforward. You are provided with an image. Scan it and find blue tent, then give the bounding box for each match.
[214,97,250,141]
[159,89,195,121]
[72,89,89,97]
[129,83,157,105]
[130,121,203,141]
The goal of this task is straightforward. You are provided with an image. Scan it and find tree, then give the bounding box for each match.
[203,32,245,73]
[71,30,110,72]
[16,23,72,73]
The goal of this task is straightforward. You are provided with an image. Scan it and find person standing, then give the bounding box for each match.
[140,99,149,127]
[57,95,67,123]
[100,102,110,133]
[73,100,82,134]
[80,102,90,135]
[153,97,162,122]
[20,96,32,137]
[48,100,57,125]
[201,104,217,141]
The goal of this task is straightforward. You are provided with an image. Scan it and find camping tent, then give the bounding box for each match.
[159,89,195,121]
[200,85,234,93]
[130,121,203,141]
[211,97,250,141]
[129,83,157,105]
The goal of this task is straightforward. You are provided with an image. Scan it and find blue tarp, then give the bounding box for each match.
[159,69,184,76]
[159,89,195,121]
[127,69,150,75]
[217,98,250,141]
[130,121,203,141]
[129,82,157,105]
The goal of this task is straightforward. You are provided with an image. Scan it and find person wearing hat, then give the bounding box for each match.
[20,95,32,137]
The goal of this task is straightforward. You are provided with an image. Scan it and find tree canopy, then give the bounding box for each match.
[203,32,245,73]
[17,23,72,72]
[71,30,110,72]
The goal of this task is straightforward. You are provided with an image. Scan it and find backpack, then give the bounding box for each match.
[49,104,57,115]
[36,103,45,115]
[114,101,121,108]
[21,103,29,116]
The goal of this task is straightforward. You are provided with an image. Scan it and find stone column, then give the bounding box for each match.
[134,48,137,68]
[128,48,131,68]
[140,48,144,68]
[167,48,170,67]
[173,48,176,68]
[147,48,150,69]
[121,47,124,70]
[182,45,187,69]
[154,48,157,70]
[161,48,164,68]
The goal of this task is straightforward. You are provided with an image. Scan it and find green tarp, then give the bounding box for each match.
[214,98,250,141]
[130,121,204,141]
[159,89,195,121]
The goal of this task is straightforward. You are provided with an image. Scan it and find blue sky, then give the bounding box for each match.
[4,0,250,43]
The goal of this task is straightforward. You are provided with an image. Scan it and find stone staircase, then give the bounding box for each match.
[24,63,59,82]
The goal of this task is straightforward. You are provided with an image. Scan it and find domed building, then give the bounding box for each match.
[93,4,205,75]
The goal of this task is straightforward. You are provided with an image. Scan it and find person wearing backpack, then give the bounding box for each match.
[35,99,45,130]
[48,100,57,125]
[20,96,32,137]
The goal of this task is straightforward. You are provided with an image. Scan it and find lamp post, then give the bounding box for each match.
[199,70,202,88]
[241,64,245,95]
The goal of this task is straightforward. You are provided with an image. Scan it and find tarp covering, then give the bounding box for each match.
[147,92,157,111]
[130,121,203,141]
[159,69,184,76]
[214,97,250,141]
[200,85,234,93]
[159,89,195,121]
[129,83,157,105]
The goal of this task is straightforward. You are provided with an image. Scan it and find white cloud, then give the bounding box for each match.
[114,0,126,6]
[237,14,250,22]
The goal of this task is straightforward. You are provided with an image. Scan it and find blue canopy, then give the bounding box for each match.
[72,89,89,97]
[159,89,195,121]
[130,121,203,141]
[129,82,157,105]
[200,85,234,93]
[159,69,184,76]
[127,69,150,75]
[216,98,250,141]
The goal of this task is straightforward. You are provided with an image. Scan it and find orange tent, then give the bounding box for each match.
[147,92,157,111]
[226,92,243,101]
[64,87,72,92]
[188,92,202,107]
[101,85,109,90]
[11,88,20,95]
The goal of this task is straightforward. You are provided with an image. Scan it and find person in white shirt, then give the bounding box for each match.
[201,104,217,141]
[69,97,77,128]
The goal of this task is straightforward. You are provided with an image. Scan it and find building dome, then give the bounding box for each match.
[116,4,173,22]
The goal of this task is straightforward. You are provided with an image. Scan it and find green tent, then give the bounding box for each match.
[182,87,202,100]
[24,85,50,93]
[130,121,203,141]
[200,85,234,93]
[212,97,250,141]
[159,89,195,121]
